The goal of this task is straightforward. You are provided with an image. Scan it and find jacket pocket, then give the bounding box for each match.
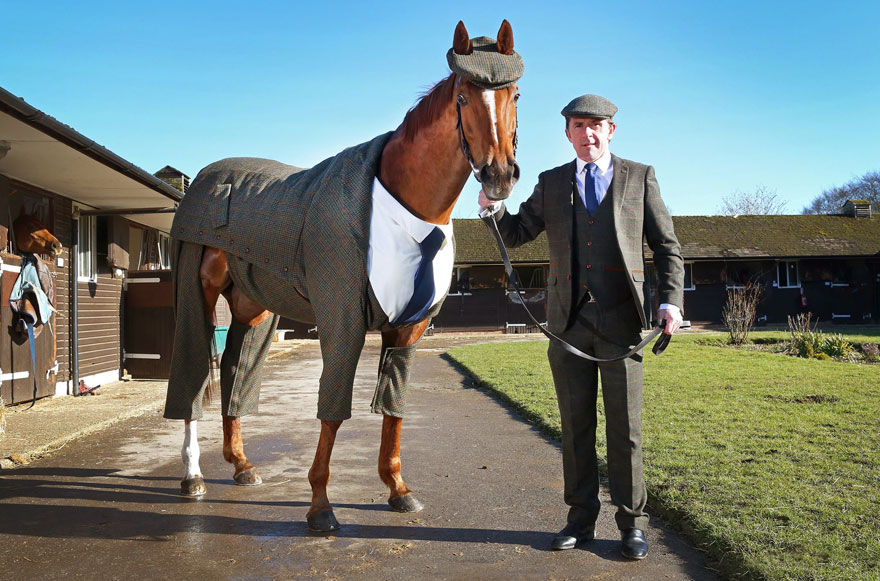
[210,184,231,229]
[631,270,645,282]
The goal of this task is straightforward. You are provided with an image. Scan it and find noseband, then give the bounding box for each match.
[455,82,518,184]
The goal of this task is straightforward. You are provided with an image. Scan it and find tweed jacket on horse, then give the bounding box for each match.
[171,132,445,420]
[494,154,684,333]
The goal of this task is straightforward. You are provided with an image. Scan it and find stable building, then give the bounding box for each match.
[437,205,880,330]
[0,85,182,405]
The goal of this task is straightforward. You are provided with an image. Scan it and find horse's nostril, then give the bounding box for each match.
[512,163,521,181]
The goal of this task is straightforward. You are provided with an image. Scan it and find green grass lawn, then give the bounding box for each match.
[448,330,880,580]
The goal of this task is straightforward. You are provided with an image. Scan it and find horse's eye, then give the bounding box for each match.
[514,93,520,103]
[457,94,468,106]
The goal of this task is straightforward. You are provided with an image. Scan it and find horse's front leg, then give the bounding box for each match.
[307,419,343,532]
[377,320,428,513]
[222,416,262,486]
[379,414,423,512]
[181,419,207,496]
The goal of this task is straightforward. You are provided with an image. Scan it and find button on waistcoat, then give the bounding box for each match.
[571,184,631,308]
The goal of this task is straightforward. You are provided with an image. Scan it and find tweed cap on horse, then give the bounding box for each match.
[446,35,524,89]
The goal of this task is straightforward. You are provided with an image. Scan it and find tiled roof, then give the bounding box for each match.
[671,215,880,259]
[452,219,548,264]
[451,215,880,263]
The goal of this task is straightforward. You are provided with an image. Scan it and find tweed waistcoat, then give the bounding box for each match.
[495,154,683,332]
[572,187,631,308]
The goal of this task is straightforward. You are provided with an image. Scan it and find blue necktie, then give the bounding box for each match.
[394,227,445,325]
[583,163,599,216]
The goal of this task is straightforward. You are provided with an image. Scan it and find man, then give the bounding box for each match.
[478,94,684,559]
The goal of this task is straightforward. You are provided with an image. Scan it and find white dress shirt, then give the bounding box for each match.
[575,153,613,208]
[368,177,455,323]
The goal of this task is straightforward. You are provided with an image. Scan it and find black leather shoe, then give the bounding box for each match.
[551,522,595,550]
[621,528,648,560]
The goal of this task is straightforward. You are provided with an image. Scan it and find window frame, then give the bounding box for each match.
[683,262,695,291]
[75,206,97,282]
[776,260,800,289]
[447,266,473,296]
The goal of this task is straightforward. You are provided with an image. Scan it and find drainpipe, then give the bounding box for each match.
[70,215,79,396]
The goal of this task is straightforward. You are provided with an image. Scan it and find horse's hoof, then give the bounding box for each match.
[233,467,262,486]
[180,477,207,497]
[307,510,340,533]
[388,493,423,513]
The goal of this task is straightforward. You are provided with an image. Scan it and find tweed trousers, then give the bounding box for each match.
[163,240,279,420]
[547,297,649,532]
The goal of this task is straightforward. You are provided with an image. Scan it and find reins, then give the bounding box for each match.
[480,214,671,362]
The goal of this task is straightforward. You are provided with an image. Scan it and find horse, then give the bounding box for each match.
[169,20,521,533]
[12,209,62,257]
[8,209,61,404]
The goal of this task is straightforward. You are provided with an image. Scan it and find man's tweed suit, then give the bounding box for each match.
[494,154,683,531]
[164,132,442,422]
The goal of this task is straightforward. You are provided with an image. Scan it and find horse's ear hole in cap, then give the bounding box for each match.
[453,21,472,55]
[496,19,514,55]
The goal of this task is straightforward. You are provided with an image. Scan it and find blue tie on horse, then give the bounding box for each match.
[584,163,599,216]
[394,227,445,326]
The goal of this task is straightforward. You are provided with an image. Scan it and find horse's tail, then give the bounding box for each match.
[203,333,219,407]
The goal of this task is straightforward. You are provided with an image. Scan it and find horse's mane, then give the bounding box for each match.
[401,74,457,143]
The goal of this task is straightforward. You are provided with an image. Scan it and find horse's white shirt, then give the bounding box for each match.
[368,177,454,323]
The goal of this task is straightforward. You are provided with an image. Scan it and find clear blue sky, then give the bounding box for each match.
[3,0,879,217]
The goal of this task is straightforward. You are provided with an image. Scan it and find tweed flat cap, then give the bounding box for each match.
[447,36,524,90]
[561,94,618,119]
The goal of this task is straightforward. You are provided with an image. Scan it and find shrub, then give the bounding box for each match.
[787,312,815,337]
[790,330,823,358]
[722,282,763,345]
[821,334,854,359]
[860,343,879,363]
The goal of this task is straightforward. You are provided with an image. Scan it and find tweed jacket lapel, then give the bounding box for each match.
[559,159,577,245]
[610,154,630,249]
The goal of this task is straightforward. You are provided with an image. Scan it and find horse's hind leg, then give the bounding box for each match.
[222,416,261,485]
[166,242,223,497]
[218,287,277,486]
[377,320,429,513]
[181,420,207,496]
[307,420,343,532]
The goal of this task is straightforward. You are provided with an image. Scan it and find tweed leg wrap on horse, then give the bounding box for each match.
[163,240,279,420]
[371,342,419,417]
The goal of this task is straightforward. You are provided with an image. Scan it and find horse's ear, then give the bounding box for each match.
[453,21,472,55]
[496,20,514,55]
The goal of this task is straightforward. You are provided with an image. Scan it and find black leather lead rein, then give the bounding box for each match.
[481,214,671,362]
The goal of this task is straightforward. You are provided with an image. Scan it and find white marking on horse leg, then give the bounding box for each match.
[482,89,499,145]
[182,420,202,480]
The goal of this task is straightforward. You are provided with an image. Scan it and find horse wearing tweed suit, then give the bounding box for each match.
[164,20,523,532]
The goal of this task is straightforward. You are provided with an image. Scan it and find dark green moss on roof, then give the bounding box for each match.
[452,219,548,264]
[671,215,880,259]
[451,215,880,264]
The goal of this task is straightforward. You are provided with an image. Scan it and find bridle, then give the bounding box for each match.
[454,77,518,184]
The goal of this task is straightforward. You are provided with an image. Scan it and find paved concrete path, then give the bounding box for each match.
[0,336,716,579]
